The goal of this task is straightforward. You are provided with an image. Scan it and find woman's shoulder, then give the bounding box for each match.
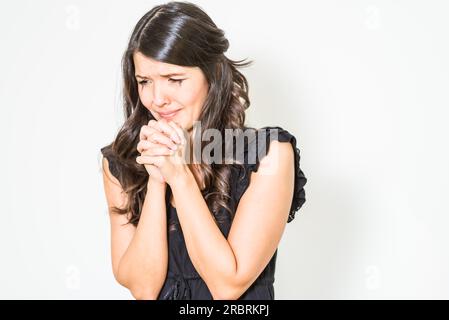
[240,125,299,144]
[237,125,301,165]
[233,125,307,223]
[100,144,120,181]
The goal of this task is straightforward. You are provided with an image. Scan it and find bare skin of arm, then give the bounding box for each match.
[170,140,295,299]
[102,157,168,300]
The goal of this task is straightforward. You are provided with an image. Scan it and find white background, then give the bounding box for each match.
[1,0,448,299]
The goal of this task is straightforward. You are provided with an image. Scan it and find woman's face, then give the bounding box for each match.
[133,51,209,132]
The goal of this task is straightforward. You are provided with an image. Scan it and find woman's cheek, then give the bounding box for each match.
[139,93,152,110]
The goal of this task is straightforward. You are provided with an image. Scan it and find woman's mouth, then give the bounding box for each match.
[159,109,181,120]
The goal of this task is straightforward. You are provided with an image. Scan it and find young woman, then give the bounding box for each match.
[101,1,307,300]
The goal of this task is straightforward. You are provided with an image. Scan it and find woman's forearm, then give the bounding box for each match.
[170,170,239,299]
[116,179,168,299]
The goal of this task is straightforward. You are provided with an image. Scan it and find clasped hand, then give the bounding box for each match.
[136,118,189,185]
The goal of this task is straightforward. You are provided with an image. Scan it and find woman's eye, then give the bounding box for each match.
[138,80,148,86]
[169,78,184,84]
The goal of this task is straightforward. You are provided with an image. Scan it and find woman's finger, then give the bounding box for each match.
[140,125,178,150]
[141,145,175,156]
[139,125,158,142]
[137,139,152,154]
[156,118,182,144]
[151,132,178,150]
[136,155,164,167]
[147,119,158,128]
[167,120,186,146]
[137,139,170,154]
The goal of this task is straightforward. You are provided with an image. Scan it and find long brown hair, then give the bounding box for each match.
[101,1,253,227]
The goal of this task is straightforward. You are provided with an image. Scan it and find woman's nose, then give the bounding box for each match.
[152,82,170,107]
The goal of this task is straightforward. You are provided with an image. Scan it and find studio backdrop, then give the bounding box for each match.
[1,0,448,299]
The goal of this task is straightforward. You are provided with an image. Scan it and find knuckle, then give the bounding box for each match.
[152,135,161,143]
[155,133,167,142]
[140,125,149,135]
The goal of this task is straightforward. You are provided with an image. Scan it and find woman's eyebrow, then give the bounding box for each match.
[135,72,186,79]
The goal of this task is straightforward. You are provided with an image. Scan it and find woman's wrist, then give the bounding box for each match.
[170,167,194,190]
[147,177,167,190]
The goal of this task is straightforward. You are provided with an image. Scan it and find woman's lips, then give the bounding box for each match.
[158,109,181,119]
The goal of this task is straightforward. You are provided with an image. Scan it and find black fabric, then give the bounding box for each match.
[232,126,307,223]
[100,126,307,300]
[100,145,120,179]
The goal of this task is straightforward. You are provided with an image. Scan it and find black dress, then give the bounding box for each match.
[101,126,307,300]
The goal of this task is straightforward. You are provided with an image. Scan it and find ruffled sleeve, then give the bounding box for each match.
[101,145,120,181]
[235,126,307,223]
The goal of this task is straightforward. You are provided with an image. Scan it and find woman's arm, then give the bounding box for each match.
[170,140,295,300]
[102,157,168,300]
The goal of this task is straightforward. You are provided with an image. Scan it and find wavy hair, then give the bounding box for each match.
[101,1,253,227]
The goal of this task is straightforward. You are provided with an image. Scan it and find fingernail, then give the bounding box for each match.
[171,144,177,150]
